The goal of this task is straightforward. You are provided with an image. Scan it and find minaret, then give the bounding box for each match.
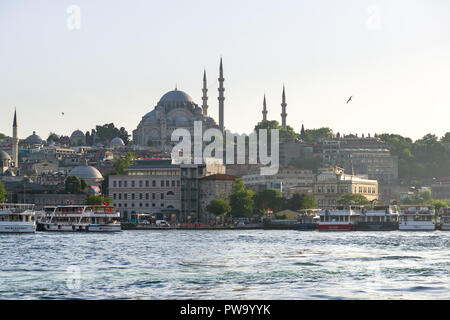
[202,69,208,116]
[12,108,19,168]
[262,94,267,121]
[281,85,287,127]
[218,58,225,132]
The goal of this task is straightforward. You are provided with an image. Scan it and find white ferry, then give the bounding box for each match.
[355,205,399,231]
[0,203,39,233]
[439,207,450,231]
[37,205,121,232]
[398,206,435,231]
[316,206,360,231]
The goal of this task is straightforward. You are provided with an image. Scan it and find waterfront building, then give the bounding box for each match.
[108,158,225,221]
[198,173,237,223]
[313,166,378,208]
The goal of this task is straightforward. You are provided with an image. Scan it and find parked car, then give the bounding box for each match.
[155,220,170,227]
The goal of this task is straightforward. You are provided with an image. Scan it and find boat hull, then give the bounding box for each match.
[0,222,36,233]
[441,223,450,231]
[293,223,316,231]
[317,224,353,231]
[398,222,435,231]
[37,222,121,232]
[355,222,397,231]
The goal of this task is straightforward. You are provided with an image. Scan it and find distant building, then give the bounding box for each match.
[69,165,104,187]
[108,159,225,221]
[431,178,450,199]
[199,173,237,223]
[242,167,314,198]
[322,136,398,185]
[70,130,86,146]
[313,166,378,208]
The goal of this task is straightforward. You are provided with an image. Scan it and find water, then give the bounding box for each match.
[1,230,449,299]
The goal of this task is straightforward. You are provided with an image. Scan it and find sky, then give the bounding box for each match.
[1,0,450,141]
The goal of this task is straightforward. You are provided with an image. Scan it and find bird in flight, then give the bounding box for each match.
[346,96,353,104]
[61,112,65,116]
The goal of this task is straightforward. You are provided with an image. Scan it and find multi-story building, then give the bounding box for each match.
[431,178,450,199]
[314,166,379,208]
[242,166,314,198]
[322,136,398,186]
[199,174,237,223]
[108,158,225,221]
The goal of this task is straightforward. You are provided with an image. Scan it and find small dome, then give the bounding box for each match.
[110,137,125,147]
[69,165,103,180]
[25,131,43,145]
[0,150,11,160]
[71,130,85,138]
[159,90,194,104]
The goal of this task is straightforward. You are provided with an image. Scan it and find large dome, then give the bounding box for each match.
[69,165,103,180]
[25,131,44,145]
[158,89,194,104]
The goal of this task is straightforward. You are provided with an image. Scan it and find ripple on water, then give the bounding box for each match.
[1,230,449,299]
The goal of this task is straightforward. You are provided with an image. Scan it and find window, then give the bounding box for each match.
[166,180,170,187]
[124,181,127,187]
[146,180,149,187]
[167,191,174,196]
[118,194,122,200]
[131,181,135,187]
[152,193,155,199]
[177,181,180,187]
[118,181,122,188]
[152,180,156,187]
[113,181,117,188]
[139,181,143,188]
[131,194,135,200]
[146,193,149,200]
[161,180,164,187]
[139,193,143,200]
[172,180,175,187]
[161,193,164,200]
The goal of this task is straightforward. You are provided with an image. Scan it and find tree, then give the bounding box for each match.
[65,176,88,194]
[0,133,6,139]
[206,198,231,217]
[253,189,283,215]
[337,193,370,206]
[113,152,136,175]
[288,157,322,173]
[300,127,333,142]
[86,194,114,205]
[229,179,254,218]
[254,120,296,140]
[94,123,129,145]
[285,194,317,211]
[0,181,7,202]
[47,133,60,143]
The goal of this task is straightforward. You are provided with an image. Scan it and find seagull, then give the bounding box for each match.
[346,96,353,104]
[61,112,65,116]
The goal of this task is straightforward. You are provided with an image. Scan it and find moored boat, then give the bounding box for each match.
[0,203,39,233]
[398,206,435,231]
[316,206,359,231]
[355,205,399,231]
[294,209,318,231]
[439,207,450,231]
[37,205,121,232]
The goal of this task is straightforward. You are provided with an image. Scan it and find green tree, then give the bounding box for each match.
[0,133,6,139]
[0,181,7,202]
[113,152,136,175]
[254,120,296,140]
[288,157,322,173]
[206,198,231,217]
[94,123,130,145]
[300,127,334,142]
[86,194,114,205]
[253,189,283,215]
[285,193,317,210]
[229,179,254,218]
[337,193,370,206]
[65,176,88,194]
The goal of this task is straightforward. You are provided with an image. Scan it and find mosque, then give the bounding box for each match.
[132,59,226,147]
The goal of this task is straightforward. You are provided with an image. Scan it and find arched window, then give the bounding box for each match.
[167,191,175,196]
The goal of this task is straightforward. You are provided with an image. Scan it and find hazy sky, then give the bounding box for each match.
[1,0,450,141]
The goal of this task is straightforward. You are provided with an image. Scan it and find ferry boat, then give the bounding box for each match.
[316,206,359,231]
[294,209,319,231]
[439,207,450,231]
[355,205,399,231]
[0,203,39,233]
[398,206,435,231]
[37,205,121,232]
